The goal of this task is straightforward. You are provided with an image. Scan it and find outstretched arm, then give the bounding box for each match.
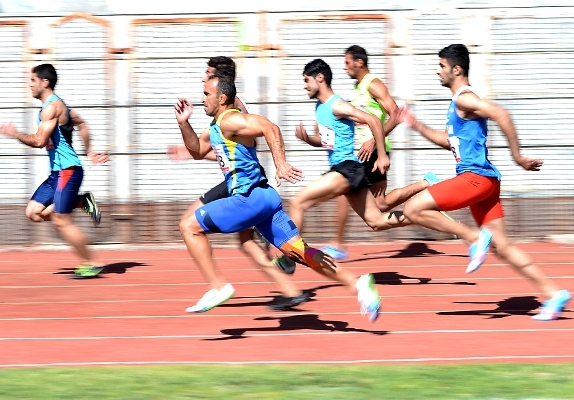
[399,105,450,150]
[0,104,57,148]
[174,98,213,159]
[456,92,543,171]
[220,112,304,185]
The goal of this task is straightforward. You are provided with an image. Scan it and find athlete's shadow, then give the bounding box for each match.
[350,242,463,263]
[219,284,341,309]
[437,296,570,319]
[373,271,475,286]
[54,262,148,276]
[206,313,388,341]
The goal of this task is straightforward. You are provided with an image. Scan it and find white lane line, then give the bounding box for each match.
[0,328,573,341]
[1,355,573,368]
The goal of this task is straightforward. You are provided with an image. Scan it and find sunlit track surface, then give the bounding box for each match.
[0,241,572,367]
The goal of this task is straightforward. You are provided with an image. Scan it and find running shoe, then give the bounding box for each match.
[466,229,493,273]
[321,245,348,261]
[269,292,311,311]
[72,265,105,279]
[532,290,572,321]
[185,283,235,313]
[81,191,101,226]
[356,273,381,322]
[272,255,297,275]
[423,171,442,186]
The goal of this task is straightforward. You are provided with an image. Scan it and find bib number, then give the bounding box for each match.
[318,124,335,149]
[213,144,230,172]
[448,134,461,163]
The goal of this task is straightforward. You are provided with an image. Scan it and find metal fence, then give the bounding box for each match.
[0,8,573,247]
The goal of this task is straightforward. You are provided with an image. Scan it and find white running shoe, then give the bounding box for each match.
[186,283,235,313]
[356,274,381,322]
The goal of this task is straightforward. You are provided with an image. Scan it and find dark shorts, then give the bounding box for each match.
[199,166,267,204]
[195,184,299,249]
[31,167,84,214]
[363,148,390,184]
[330,160,370,193]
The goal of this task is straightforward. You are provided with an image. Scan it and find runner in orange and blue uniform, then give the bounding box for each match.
[0,64,109,278]
[400,44,571,321]
[176,74,382,321]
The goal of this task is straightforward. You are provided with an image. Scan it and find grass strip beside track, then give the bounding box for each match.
[1,363,573,399]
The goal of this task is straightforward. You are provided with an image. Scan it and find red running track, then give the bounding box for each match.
[0,241,572,367]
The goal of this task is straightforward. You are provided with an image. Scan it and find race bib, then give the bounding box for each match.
[448,134,461,163]
[212,144,230,172]
[318,124,335,149]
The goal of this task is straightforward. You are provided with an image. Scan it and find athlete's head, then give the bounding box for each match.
[202,74,237,117]
[437,44,470,88]
[344,45,368,79]
[203,56,236,83]
[30,64,57,99]
[302,59,332,99]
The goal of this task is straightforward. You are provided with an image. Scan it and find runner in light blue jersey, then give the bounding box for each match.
[0,64,109,278]
[287,59,412,243]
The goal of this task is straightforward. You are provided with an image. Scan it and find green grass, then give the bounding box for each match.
[1,363,573,399]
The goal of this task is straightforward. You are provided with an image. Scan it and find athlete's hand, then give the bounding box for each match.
[275,162,305,186]
[374,152,390,174]
[174,98,193,124]
[357,138,376,162]
[167,144,193,160]
[0,123,17,138]
[398,104,417,128]
[515,155,543,171]
[87,151,110,164]
[295,121,309,143]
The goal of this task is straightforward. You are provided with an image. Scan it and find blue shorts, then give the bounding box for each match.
[195,184,299,249]
[31,167,84,214]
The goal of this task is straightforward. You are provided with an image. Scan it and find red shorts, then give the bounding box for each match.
[428,172,504,226]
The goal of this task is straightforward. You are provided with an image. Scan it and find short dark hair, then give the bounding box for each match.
[207,56,236,80]
[32,63,58,89]
[208,74,236,105]
[438,44,470,77]
[345,45,368,67]
[303,59,333,87]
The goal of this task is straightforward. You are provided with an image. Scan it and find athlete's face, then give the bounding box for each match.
[303,74,319,99]
[437,58,455,88]
[202,66,217,83]
[202,78,221,117]
[344,53,359,79]
[30,73,46,99]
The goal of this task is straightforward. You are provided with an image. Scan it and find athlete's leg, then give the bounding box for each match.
[238,228,301,298]
[372,179,430,212]
[346,187,411,231]
[289,171,351,232]
[27,172,58,222]
[51,212,101,266]
[484,217,559,299]
[25,201,53,222]
[326,195,351,253]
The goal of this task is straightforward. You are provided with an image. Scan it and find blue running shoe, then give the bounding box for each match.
[321,245,348,261]
[423,171,442,186]
[532,290,571,321]
[356,274,381,322]
[466,229,493,273]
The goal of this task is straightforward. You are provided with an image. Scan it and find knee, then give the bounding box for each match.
[402,201,417,221]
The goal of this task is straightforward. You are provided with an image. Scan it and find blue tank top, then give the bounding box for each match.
[447,86,501,180]
[210,108,267,195]
[315,94,358,166]
[40,94,82,171]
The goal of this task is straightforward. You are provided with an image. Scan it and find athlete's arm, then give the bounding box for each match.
[69,109,109,164]
[369,78,399,137]
[295,121,322,147]
[174,98,213,159]
[221,112,304,184]
[399,105,450,150]
[0,103,58,148]
[234,96,249,114]
[456,92,543,171]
